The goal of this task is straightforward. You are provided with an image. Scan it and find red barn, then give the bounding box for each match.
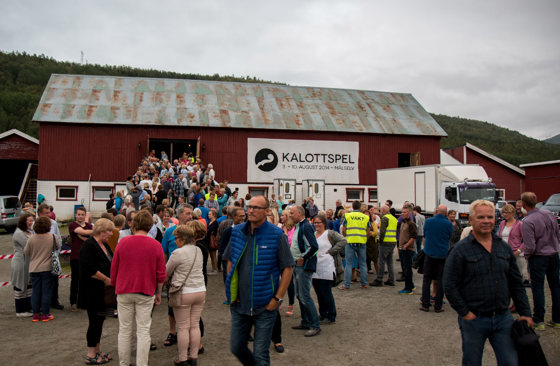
[32,74,447,219]
[520,160,560,202]
[443,143,525,201]
[0,129,39,200]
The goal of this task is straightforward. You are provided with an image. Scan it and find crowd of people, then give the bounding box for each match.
[8,149,560,365]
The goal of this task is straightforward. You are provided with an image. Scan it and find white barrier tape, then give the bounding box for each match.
[0,250,71,259]
[1,274,71,287]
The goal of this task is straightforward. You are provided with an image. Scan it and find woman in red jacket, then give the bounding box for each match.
[111,210,166,366]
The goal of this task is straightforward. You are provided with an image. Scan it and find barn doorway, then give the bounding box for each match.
[148,139,199,162]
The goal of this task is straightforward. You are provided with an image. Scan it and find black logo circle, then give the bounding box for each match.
[255,148,278,172]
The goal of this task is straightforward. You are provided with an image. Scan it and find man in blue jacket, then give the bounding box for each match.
[224,196,294,365]
[289,205,321,337]
[420,205,453,312]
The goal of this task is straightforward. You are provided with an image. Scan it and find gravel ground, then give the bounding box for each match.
[0,228,559,366]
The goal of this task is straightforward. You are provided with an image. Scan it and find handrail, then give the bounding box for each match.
[18,163,33,201]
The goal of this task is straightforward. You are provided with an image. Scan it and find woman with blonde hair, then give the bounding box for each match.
[280,207,296,315]
[166,221,207,366]
[79,218,115,364]
[499,204,529,285]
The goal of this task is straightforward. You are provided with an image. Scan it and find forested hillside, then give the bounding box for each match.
[2,51,559,166]
[433,114,560,166]
[544,134,560,145]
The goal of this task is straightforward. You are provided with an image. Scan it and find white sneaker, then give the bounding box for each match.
[16,312,33,318]
[208,270,218,276]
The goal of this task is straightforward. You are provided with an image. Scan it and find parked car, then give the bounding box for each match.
[541,193,560,224]
[0,196,22,232]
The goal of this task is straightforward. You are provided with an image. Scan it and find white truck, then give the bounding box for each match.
[377,164,497,226]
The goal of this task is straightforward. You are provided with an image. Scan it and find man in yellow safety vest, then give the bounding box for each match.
[340,200,372,290]
[370,205,398,287]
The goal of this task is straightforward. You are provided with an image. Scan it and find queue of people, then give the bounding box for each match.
[7,149,559,366]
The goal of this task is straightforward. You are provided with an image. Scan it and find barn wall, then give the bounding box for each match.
[38,123,441,185]
[524,163,560,202]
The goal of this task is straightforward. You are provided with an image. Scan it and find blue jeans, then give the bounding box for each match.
[230,307,277,366]
[458,312,518,366]
[312,278,336,321]
[293,266,320,329]
[528,254,560,323]
[30,271,53,315]
[344,243,367,287]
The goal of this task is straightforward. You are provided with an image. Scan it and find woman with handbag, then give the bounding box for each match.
[79,218,115,365]
[23,216,60,322]
[166,220,207,366]
[205,208,219,275]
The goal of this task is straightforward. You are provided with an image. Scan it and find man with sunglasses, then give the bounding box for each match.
[225,196,294,365]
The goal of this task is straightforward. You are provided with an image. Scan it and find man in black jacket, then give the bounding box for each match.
[444,200,533,366]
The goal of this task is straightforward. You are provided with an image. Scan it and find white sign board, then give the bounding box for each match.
[247,138,359,184]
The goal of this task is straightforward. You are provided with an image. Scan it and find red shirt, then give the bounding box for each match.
[68,221,93,260]
[111,235,166,296]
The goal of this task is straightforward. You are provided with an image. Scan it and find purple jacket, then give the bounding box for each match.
[522,208,560,257]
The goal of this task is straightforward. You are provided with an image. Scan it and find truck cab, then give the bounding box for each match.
[442,181,497,227]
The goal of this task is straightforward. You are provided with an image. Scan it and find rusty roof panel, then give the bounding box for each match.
[33,74,447,137]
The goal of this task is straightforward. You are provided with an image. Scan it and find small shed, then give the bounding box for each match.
[0,129,39,198]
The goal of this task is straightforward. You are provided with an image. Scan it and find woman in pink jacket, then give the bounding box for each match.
[498,204,529,285]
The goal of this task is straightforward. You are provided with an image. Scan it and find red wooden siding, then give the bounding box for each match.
[38,123,441,184]
[524,163,560,202]
[444,146,465,163]
[0,134,39,160]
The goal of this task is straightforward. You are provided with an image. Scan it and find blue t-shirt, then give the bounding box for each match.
[161,223,178,257]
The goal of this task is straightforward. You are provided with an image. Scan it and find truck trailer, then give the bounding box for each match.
[377,164,497,226]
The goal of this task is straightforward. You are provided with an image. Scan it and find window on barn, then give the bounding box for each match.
[346,188,364,202]
[57,186,78,201]
[368,188,378,203]
[248,186,268,198]
[92,186,113,201]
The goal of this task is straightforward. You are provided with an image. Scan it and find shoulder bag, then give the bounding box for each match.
[51,234,62,276]
[168,248,198,307]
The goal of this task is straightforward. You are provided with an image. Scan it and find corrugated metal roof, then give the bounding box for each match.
[33,74,447,137]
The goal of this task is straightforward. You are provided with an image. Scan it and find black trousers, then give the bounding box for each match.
[51,274,60,305]
[86,308,106,347]
[421,256,445,310]
[70,259,80,305]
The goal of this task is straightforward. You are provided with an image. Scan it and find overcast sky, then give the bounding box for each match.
[2,0,559,140]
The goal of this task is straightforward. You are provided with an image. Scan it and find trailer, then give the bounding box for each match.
[377,164,497,226]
